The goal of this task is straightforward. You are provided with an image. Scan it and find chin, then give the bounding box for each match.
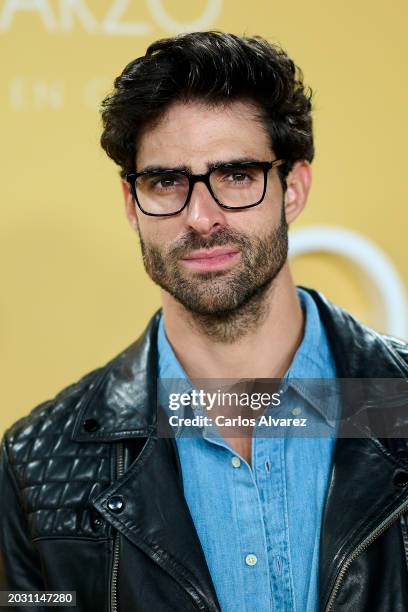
[176,290,261,317]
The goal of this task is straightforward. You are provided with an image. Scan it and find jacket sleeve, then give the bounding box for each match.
[0,435,45,590]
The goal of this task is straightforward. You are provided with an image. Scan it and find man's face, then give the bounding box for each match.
[125,99,292,316]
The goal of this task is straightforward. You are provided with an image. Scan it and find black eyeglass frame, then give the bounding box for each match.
[125,159,285,217]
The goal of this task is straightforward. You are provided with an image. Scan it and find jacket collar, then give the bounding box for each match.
[306,286,408,379]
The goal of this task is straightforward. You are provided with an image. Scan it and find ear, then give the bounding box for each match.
[283,160,312,224]
[121,179,139,232]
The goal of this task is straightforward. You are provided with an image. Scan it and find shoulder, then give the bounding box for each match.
[2,307,162,470]
[2,331,137,463]
[3,365,104,464]
[3,306,162,467]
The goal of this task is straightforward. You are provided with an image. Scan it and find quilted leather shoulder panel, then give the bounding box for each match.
[4,367,113,540]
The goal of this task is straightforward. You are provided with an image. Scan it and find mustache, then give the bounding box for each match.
[168,228,251,259]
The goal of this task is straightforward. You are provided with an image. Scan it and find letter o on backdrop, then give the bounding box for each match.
[290,225,408,339]
[147,0,223,33]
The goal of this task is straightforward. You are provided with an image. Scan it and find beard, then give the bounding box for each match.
[137,205,288,341]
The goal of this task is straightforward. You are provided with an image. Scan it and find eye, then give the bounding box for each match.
[142,172,187,191]
[156,178,175,188]
[219,168,257,185]
[226,171,251,182]
[152,175,179,188]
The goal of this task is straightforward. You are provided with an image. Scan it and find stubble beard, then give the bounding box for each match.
[138,206,288,343]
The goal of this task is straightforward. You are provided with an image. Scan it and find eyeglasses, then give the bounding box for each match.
[125,159,285,217]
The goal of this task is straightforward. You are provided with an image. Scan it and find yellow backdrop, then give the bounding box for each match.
[1,0,407,434]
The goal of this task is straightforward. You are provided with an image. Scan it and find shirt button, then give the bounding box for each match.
[231,456,241,468]
[245,554,258,566]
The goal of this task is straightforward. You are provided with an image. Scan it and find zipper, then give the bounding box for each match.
[324,496,408,611]
[111,442,125,612]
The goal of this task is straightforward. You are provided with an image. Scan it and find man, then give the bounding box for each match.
[1,30,408,612]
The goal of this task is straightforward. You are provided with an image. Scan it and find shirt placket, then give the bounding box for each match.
[200,428,273,612]
[253,426,295,612]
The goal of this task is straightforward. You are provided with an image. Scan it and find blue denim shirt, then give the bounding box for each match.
[157,288,338,612]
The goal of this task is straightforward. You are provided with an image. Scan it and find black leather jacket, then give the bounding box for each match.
[2,288,408,612]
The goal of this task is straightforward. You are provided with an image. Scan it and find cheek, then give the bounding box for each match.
[138,216,183,246]
[236,194,281,230]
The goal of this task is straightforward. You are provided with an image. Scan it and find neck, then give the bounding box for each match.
[160,263,305,380]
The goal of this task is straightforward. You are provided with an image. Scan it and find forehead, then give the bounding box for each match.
[135,99,272,171]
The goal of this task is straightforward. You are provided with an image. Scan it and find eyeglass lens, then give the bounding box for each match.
[135,165,266,214]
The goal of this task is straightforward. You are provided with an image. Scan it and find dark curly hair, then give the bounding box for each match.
[100,31,314,187]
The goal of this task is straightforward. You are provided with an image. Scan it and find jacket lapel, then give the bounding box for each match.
[92,434,221,611]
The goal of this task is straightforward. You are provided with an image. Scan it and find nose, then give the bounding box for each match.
[184,181,227,236]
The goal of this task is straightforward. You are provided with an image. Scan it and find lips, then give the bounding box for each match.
[181,247,240,270]
[182,247,239,261]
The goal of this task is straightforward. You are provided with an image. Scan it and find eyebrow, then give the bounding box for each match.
[138,157,264,174]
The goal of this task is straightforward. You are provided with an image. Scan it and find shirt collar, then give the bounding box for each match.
[283,288,339,424]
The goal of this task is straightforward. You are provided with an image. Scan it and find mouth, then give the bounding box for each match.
[180,247,241,271]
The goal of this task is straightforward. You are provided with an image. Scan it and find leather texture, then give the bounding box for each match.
[1,287,408,611]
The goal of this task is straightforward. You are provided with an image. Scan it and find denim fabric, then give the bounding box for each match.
[158,288,338,612]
